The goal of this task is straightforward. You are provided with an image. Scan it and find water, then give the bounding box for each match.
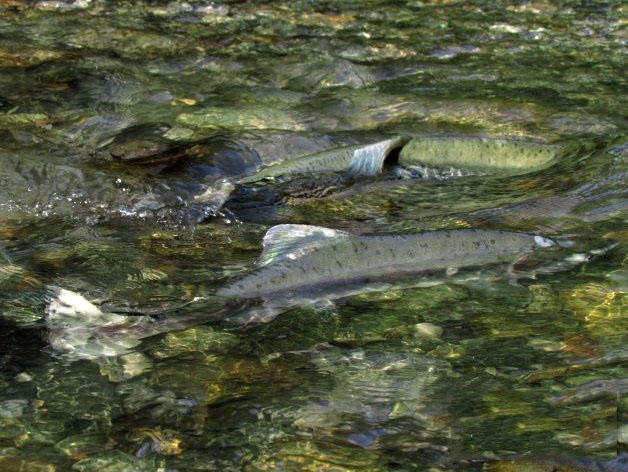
[0,0,626,470]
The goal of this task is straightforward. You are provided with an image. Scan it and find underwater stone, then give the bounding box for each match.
[414,322,443,339]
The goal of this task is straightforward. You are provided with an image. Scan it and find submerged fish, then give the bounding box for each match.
[217,224,556,300]
[46,224,600,356]
[238,136,408,183]
[398,136,561,174]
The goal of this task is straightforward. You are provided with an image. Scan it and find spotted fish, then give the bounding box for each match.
[217,225,556,300]
[46,224,603,354]
[398,136,561,174]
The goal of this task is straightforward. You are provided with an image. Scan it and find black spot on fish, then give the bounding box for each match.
[490,239,496,244]
[375,249,381,255]
[336,261,343,268]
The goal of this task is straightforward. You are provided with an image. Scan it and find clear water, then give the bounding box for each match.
[0,1,626,470]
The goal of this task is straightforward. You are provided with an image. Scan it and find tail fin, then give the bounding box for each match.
[46,286,103,319]
[45,286,140,359]
[45,286,128,330]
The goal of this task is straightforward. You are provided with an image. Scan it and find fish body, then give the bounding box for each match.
[398,137,560,174]
[238,136,408,183]
[218,225,555,299]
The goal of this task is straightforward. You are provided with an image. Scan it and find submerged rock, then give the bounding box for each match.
[128,428,182,457]
[104,123,172,162]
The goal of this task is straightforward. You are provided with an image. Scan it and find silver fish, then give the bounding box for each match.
[238,136,409,183]
[218,225,556,300]
[48,222,604,356]
[44,225,556,357]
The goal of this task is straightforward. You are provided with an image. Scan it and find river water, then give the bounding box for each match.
[0,1,626,470]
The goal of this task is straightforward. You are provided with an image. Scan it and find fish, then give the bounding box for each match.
[398,136,561,174]
[238,136,409,183]
[217,224,556,302]
[46,224,603,357]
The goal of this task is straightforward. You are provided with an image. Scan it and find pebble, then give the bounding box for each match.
[414,323,443,339]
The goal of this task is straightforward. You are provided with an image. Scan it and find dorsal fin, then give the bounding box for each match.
[259,224,351,266]
[346,136,408,176]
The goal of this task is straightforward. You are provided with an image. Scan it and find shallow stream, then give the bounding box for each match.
[0,1,626,470]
